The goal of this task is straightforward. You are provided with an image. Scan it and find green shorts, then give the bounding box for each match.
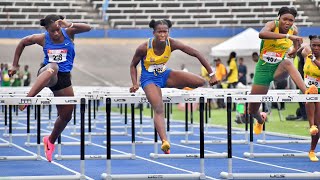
[253,59,281,86]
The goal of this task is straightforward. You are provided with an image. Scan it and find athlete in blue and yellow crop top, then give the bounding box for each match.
[130,19,218,154]
[9,14,91,162]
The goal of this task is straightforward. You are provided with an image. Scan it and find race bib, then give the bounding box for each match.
[147,64,166,73]
[48,49,67,63]
[262,51,282,64]
[305,75,320,88]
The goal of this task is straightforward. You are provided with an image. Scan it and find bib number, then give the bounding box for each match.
[148,64,166,73]
[305,76,320,88]
[48,49,67,63]
[262,52,282,64]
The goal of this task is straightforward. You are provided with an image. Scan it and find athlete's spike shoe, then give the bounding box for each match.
[43,136,55,162]
[310,125,319,136]
[253,112,267,135]
[305,84,318,94]
[161,140,170,154]
[309,150,319,162]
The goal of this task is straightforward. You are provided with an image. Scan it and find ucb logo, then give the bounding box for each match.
[270,174,285,178]
[234,97,247,101]
[65,99,78,103]
[114,98,126,102]
[260,96,273,102]
[139,97,148,103]
[163,97,172,103]
[184,97,196,102]
[306,96,318,101]
[20,98,32,104]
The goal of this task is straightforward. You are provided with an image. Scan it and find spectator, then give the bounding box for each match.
[0,63,3,86]
[238,57,247,85]
[2,64,10,87]
[226,51,238,111]
[214,58,227,108]
[23,65,31,86]
[11,64,22,87]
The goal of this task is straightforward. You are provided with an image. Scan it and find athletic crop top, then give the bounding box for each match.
[304,53,320,88]
[141,38,171,74]
[43,28,75,72]
[259,20,294,64]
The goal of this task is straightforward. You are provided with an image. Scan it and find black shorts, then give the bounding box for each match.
[49,72,72,91]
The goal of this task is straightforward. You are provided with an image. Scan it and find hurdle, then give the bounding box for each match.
[0,96,86,180]
[101,96,207,180]
[220,94,320,179]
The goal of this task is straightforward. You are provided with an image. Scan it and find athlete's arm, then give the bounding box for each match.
[55,19,91,40]
[170,38,213,74]
[259,21,303,44]
[9,34,45,76]
[130,42,147,92]
[170,38,217,85]
[302,46,320,68]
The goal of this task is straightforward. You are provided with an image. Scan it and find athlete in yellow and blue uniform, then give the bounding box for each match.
[130,19,217,154]
[140,38,172,89]
[248,7,312,135]
[301,35,320,162]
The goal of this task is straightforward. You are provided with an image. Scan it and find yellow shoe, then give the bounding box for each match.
[161,140,170,154]
[309,150,319,162]
[310,125,319,136]
[305,85,318,94]
[253,112,267,135]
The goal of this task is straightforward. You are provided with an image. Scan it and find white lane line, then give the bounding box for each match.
[0,138,94,180]
[15,122,215,179]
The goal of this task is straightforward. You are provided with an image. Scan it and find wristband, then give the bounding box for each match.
[285,34,290,39]
[312,54,316,62]
[209,72,215,77]
[69,22,74,28]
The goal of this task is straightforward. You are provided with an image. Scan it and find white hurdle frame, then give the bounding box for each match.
[101,95,208,180]
[220,94,320,179]
[0,96,87,180]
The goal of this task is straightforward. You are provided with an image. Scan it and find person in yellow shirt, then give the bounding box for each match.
[214,58,227,108]
[226,51,238,88]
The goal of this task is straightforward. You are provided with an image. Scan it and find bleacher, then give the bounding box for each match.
[0,0,316,29]
[0,0,102,29]
[93,0,312,29]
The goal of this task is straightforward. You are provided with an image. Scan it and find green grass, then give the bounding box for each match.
[111,102,310,137]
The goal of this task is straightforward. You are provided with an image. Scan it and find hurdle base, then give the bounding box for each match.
[101,172,203,180]
[220,172,320,179]
[25,141,92,147]
[0,155,39,161]
[243,152,320,158]
[204,131,246,135]
[103,140,154,145]
[257,139,310,144]
[181,140,247,145]
[150,153,227,159]
[55,154,134,160]
[70,132,127,136]
[137,131,193,136]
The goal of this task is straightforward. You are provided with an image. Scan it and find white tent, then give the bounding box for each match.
[210,28,261,57]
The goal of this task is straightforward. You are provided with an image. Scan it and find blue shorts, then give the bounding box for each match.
[140,68,172,89]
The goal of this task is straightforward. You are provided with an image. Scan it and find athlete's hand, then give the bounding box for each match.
[288,35,303,45]
[130,84,139,93]
[55,19,72,28]
[287,48,297,58]
[8,66,18,77]
[209,75,218,86]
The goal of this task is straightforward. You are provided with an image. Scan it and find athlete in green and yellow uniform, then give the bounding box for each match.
[249,7,310,135]
[301,35,320,162]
